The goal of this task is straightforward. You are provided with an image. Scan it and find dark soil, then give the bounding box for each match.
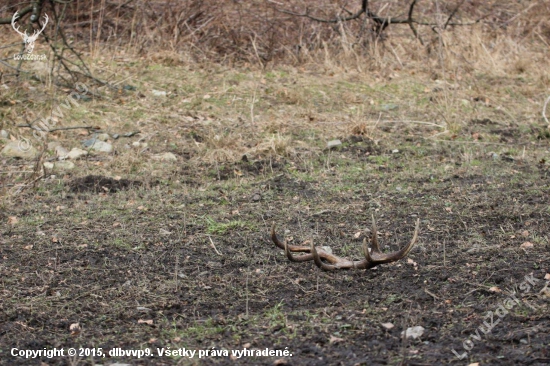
[1,134,549,366]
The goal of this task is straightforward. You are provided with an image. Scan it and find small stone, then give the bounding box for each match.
[252,194,261,202]
[151,152,177,162]
[55,145,69,159]
[381,103,399,111]
[402,326,425,339]
[392,149,399,154]
[47,141,62,150]
[43,161,75,171]
[381,322,394,330]
[82,139,113,153]
[1,141,38,159]
[96,133,110,142]
[132,141,148,148]
[66,148,88,160]
[0,129,9,139]
[55,161,75,170]
[152,89,167,97]
[520,242,533,249]
[92,141,113,153]
[327,139,342,149]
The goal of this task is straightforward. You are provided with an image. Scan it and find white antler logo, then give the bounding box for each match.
[11,11,49,54]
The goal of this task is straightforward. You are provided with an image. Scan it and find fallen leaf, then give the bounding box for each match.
[381,322,394,330]
[520,242,533,249]
[138,319,153,325]
[544,273,550,280]
[489,286,501,293]
[329,335,344,344]
[468,363,480,366]
[353,231,361,239]
[8,216,19,225]
[521,230,529,237]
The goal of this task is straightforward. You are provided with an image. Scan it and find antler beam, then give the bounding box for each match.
[271,216,419,271]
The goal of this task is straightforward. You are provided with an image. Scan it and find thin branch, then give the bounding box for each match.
[278,6,366,24]
[17,124,96,132]
[407,0,423,45]
[444,0,466,30]
[278,0,483,36]
[0,5,33,24]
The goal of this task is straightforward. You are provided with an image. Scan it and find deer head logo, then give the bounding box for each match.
[11,11,49,54]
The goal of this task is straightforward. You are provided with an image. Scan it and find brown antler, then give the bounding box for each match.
[271,215,419,271]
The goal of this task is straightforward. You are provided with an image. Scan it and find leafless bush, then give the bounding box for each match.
[1,0,548,65]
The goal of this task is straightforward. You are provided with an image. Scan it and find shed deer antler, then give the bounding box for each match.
[271,215,419,271]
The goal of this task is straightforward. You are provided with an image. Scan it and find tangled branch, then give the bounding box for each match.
[279,0,482,45]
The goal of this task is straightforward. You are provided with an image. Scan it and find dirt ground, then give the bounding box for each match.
[2,121,550,365]
[1,39,550,365]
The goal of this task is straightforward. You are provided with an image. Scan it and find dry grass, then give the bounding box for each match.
[0,0,549,199]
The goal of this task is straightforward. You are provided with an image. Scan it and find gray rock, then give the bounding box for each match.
[82,138,113,153]
[1,140,38,159]
[327,139,342,149]
[0,130,9,139]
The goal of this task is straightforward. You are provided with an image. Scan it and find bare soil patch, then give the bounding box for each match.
[1,130,549,365]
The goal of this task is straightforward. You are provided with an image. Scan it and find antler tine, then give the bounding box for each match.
[310,241,338,271]
[363,218,420,267]
[284,239,314,262]
[270,223,285,250]
[272,223,314,262]
[370,213,381,252]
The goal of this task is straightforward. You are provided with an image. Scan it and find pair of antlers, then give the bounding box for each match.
[271,216,419,271]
